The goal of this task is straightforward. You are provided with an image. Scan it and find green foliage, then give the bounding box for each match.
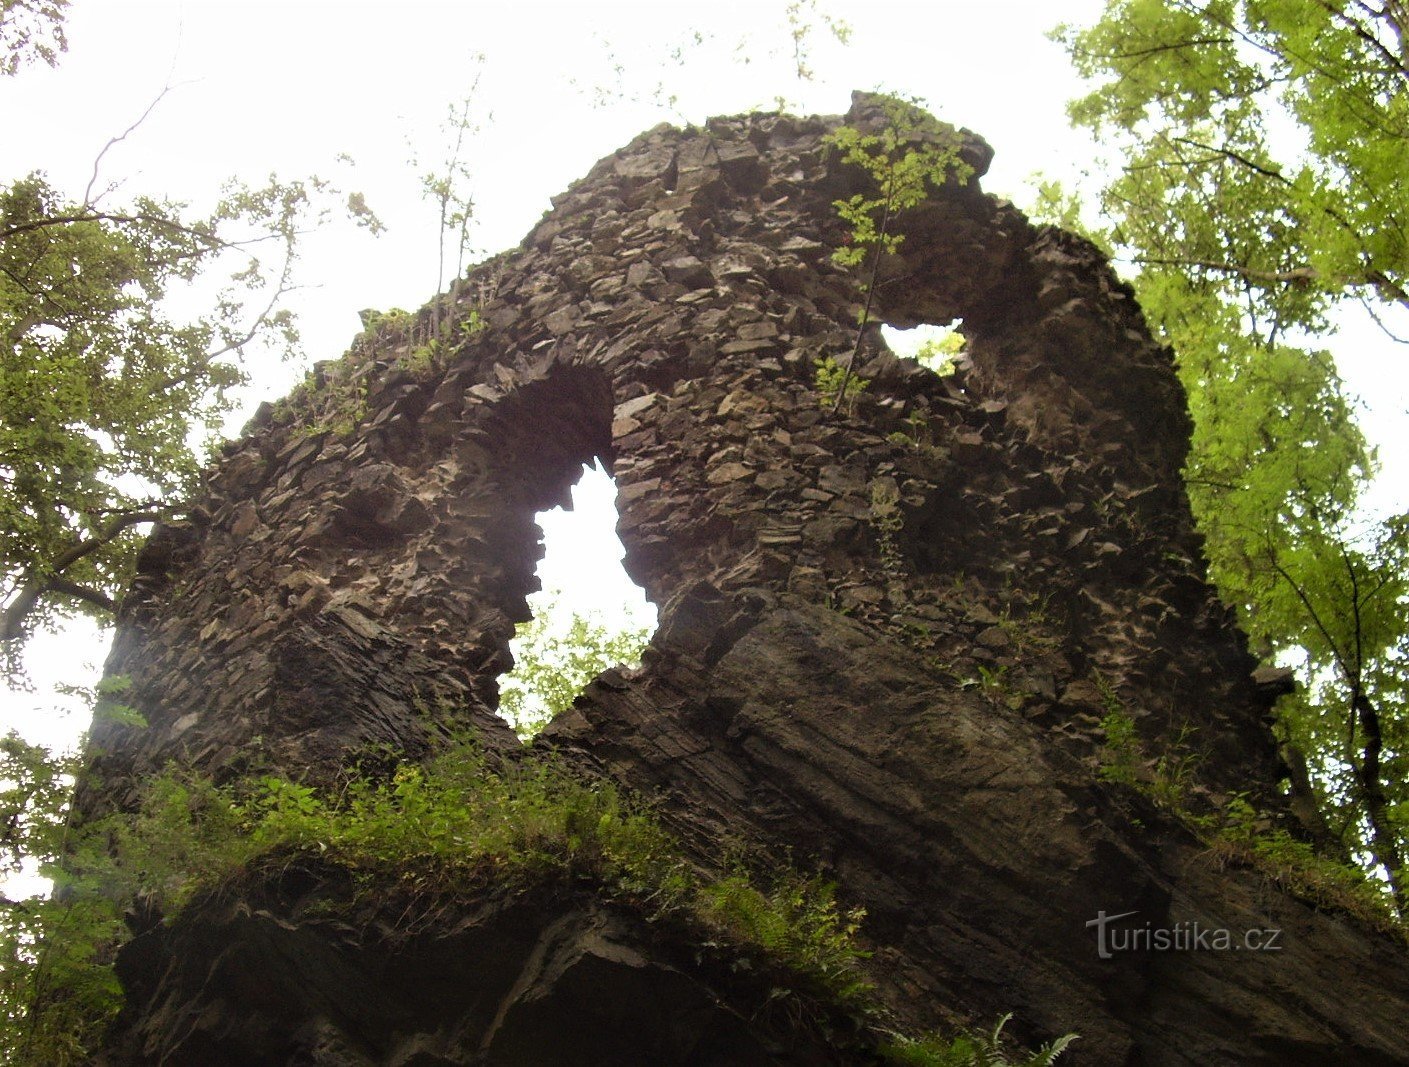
[991,592,1055,658]
[822,94,976,414]
[1194,791,1403,937]
[0,0,67,75]
[1,734,123,1065]
[824,98,976,269]
[498,589,652,738]
[417,64,485,342]
[90,675,143,728]
[1090,700,1402,931]
[294,360,371,438]
[0,158,376,675]
[976,663,1013,705]
[699,868,871,1004]
[814,354,869,412]
[881,1013,1077,1066]
[1,733,885,1059]
[868,478,904,577]
[1095,698,1199,810]
[1055,1,1409,913]
[912,330,963,376]
[354,303,486,381]
[783,0,852,82]
[1058,0,1409,324]
[356,306,413,334]
[1096,708,1143,788]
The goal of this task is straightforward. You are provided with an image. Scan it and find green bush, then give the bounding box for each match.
[815,354,869,412]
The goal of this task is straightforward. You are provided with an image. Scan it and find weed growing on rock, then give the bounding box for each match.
[887,410,949,462]
[3,735,889,1062]
[1194,793,1403,938]
[1090,691,1403,936]
[869,478,905,578]
[880,1012,1076,1066]
[815,353,868,413]
[698,868,870,1005]
[1095,705,1143,789]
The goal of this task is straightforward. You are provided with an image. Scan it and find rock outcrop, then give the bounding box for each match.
[83,94,1409,1064]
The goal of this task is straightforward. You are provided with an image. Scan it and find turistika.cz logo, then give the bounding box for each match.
[1085,910,1282,959]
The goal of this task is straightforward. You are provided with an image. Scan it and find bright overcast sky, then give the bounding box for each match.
[2,0,1405,749]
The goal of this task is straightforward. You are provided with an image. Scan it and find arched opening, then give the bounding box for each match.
[496,461,658,739]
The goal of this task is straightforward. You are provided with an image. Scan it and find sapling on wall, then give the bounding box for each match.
[822,95,976,413]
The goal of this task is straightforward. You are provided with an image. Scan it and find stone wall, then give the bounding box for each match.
[84,95,1409,1065]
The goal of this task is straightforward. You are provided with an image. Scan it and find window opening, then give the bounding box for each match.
[881,320,964,376]
[497,460,657,739]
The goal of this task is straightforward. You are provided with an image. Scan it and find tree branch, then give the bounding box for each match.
[0,509,164,642]
[82,85,174,208]
[44,577,116,614]
[1313,0,1409,85]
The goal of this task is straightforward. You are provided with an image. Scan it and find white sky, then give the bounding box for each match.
[1,0,1405,751]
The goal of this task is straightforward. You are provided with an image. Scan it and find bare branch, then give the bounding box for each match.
[82,85,174,208]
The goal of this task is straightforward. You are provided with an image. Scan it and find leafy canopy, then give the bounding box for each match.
[0,0,67,76]
[0,166,371,671]
[1060,0,1409,329]
[1055,0,1409,909]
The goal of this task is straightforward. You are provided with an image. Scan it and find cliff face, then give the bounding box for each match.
[83,95,1409,1065]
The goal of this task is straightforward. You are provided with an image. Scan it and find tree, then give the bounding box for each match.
[1055,0,1409,909]
[821,94,975,411]
[498,589,652,738]
[417,56,485,345]
[0,43,381,674]
[1059,0,1408,329]
[0,0,67,76]
[0,731,122,1064]
[0,159,375,674]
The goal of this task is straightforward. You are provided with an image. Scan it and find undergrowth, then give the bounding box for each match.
[1092,696,1405,938]
[881,1013,1077,1066]
[5,733,1077,1064]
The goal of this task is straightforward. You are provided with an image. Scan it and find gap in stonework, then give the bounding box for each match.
[881,320,964,375]
[496,461,657,740]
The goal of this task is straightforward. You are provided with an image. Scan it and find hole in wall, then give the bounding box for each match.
[496,460,658,739]
[881,320,964,376]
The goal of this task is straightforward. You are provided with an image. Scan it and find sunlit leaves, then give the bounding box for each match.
[1058,0,1409,904]
[0,168,352,671]
[1058,0,1409,319]
[497,589,652,738]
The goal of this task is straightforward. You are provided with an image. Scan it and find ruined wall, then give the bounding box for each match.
[85,95,1409,1065]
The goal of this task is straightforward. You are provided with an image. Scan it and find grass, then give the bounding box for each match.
[1091,697,1404,937]
[6,737,880,1062]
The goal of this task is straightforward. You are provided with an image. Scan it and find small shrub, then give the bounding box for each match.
[1200,793,1402,934]
[1096,708,1143,788]
[815,355,868,413]
[697,869,871,1004]
[881,1013,1076,1066]
[869,479,905,577]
